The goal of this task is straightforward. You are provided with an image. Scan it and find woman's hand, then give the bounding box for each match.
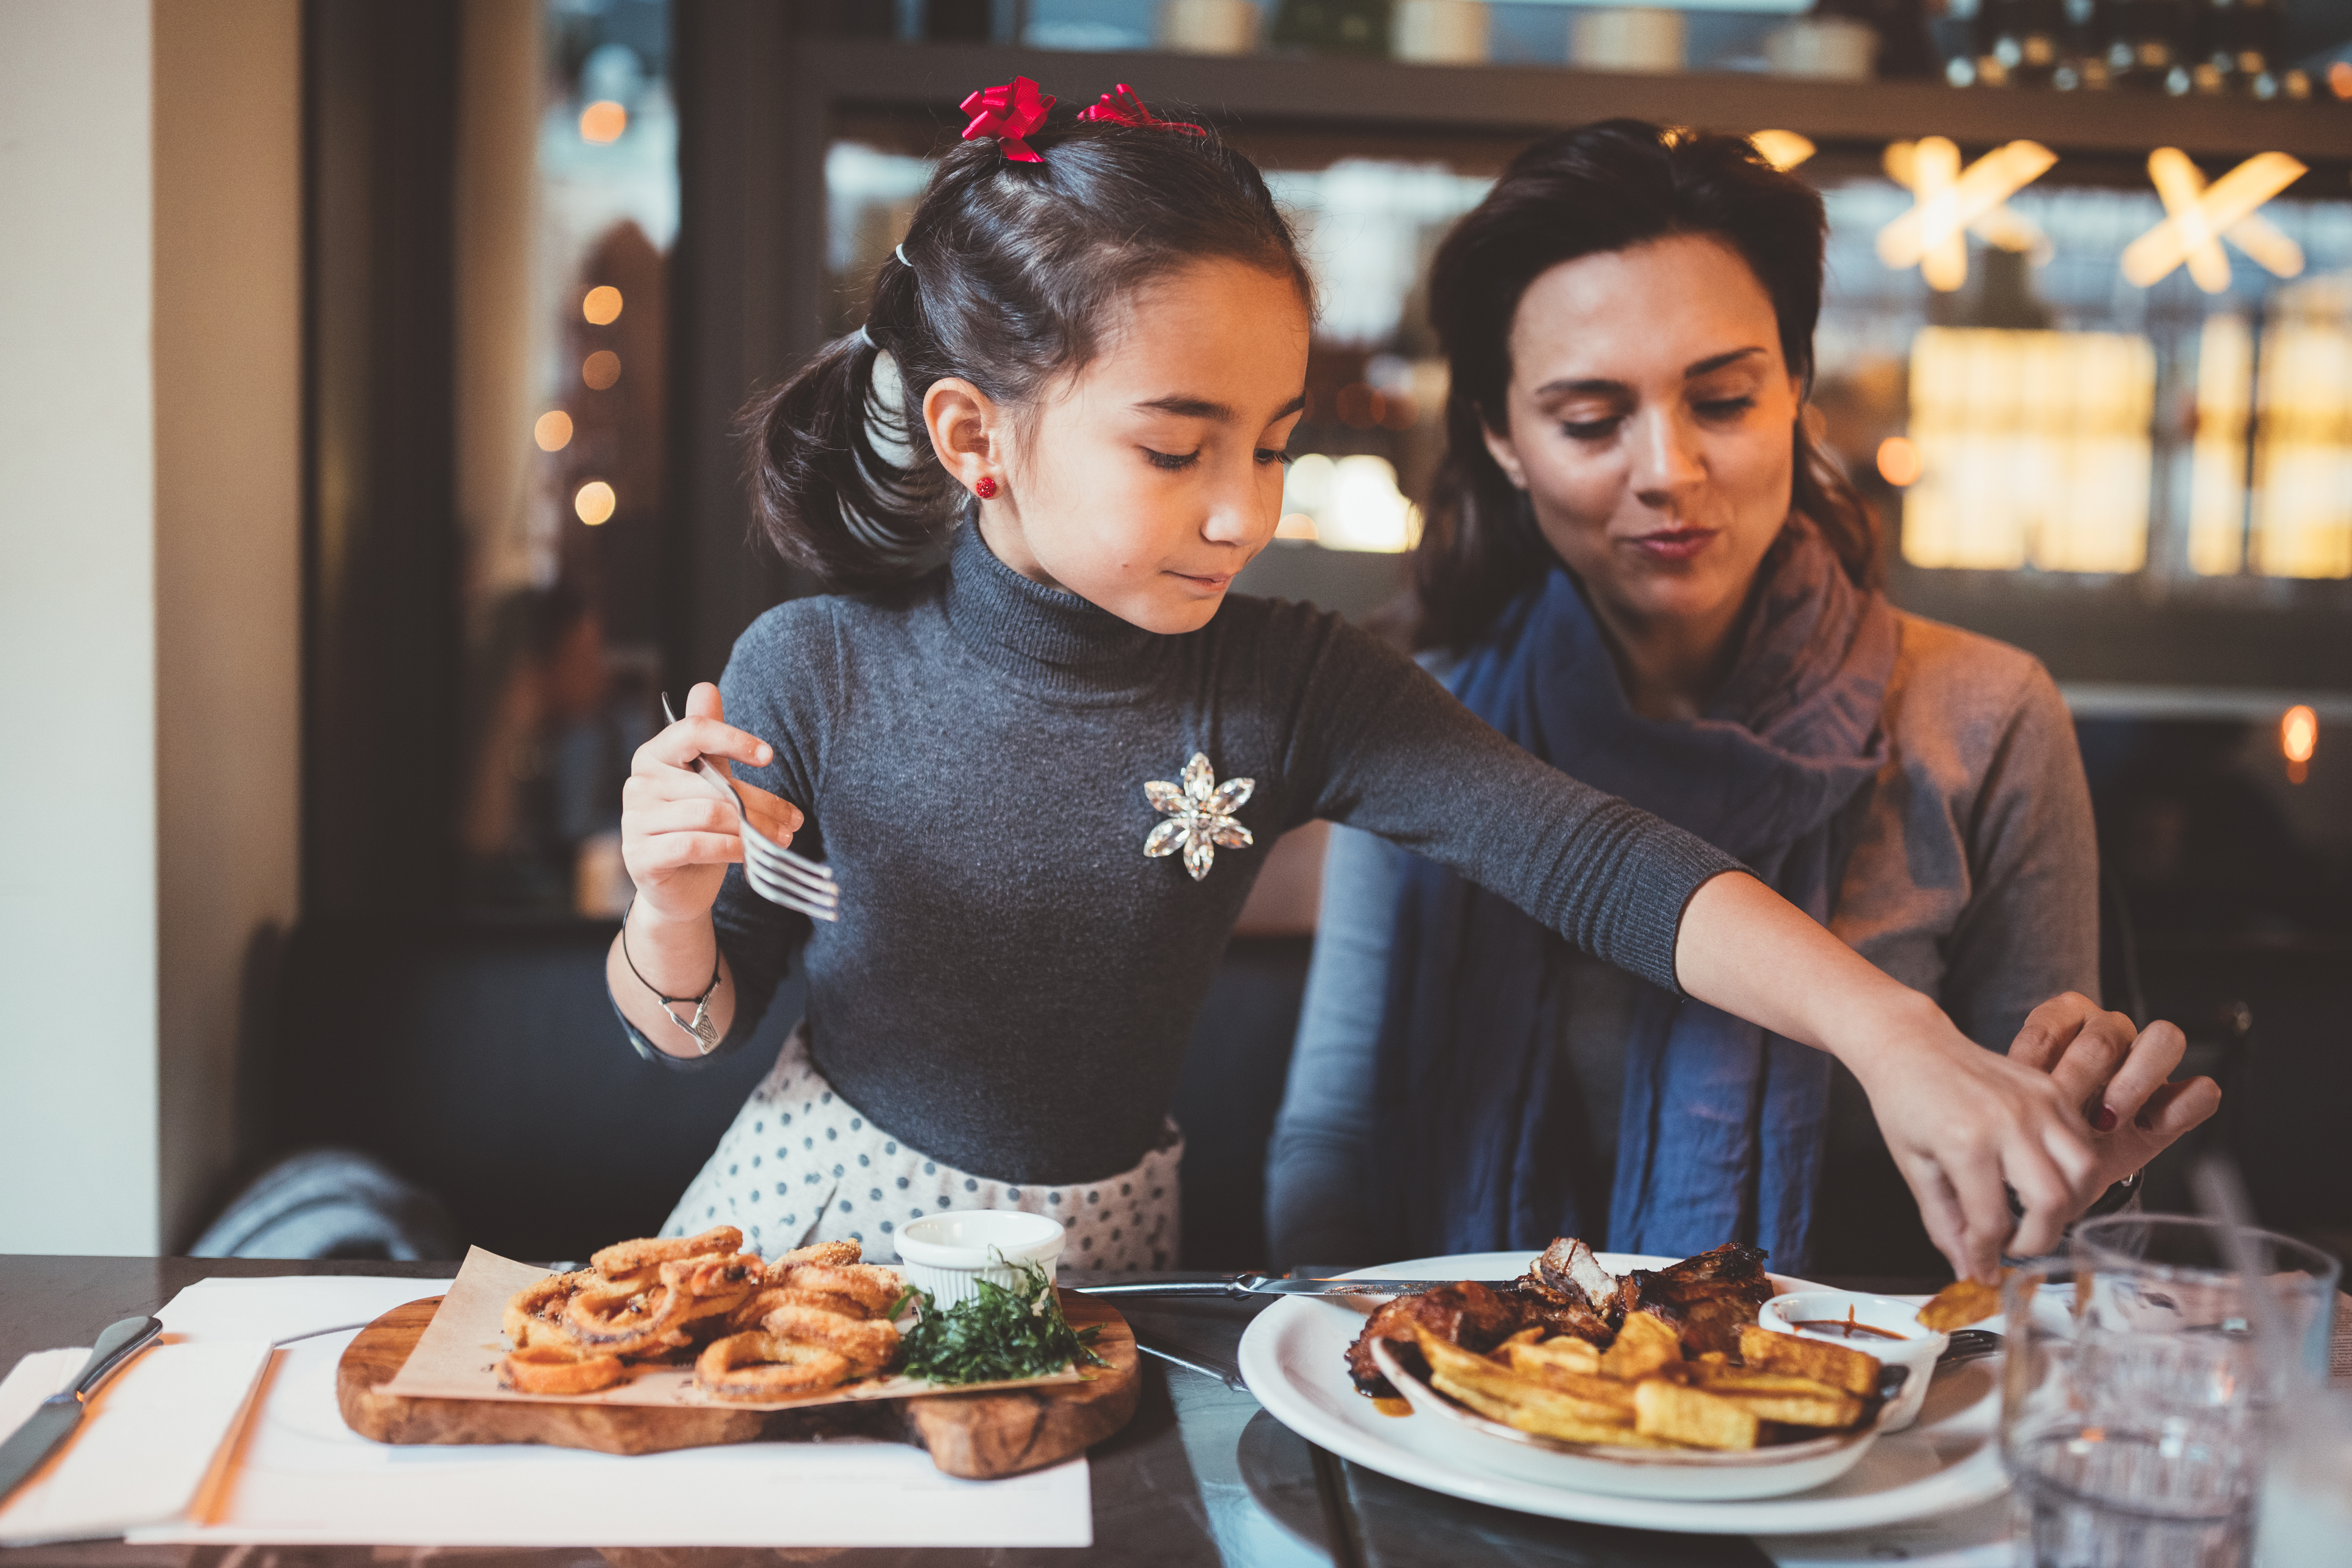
[2006,993,2221,1202]
[620,681,805,924]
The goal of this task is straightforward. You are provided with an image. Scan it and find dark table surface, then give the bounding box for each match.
[0,1256,1957,1568]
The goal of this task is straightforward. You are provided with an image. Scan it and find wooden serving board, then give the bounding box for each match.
[337,1292,1139,1479]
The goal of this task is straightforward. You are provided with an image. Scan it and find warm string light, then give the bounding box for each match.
[2281,704,2317,785]
[583,285,625,325]
[583,350,621,390]
[574,481,616,526]
[2122,150,2307,294]
[533,410,574,453]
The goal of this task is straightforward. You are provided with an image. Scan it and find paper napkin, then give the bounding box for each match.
[0,1338,273,1546]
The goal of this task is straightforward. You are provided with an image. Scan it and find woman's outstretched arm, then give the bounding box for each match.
[1676,870,2095,1279]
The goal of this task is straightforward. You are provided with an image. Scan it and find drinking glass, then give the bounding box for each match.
[2070,1214,2340,1390]
[2000,1258,2262,1567]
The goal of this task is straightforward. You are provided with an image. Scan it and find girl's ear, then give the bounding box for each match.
[1479,409,1530,491]
[923,377,1005,494]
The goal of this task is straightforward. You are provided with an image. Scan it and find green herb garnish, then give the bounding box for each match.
[896,1258,1106,1385]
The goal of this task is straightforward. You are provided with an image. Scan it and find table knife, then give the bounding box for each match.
[0,1315,164,1510]
[1073,1272,1515,1300]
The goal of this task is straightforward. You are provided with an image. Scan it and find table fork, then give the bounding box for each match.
[661,694,839,922]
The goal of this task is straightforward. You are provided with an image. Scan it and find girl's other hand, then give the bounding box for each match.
[2006,993,2222,1204]
[621,681,804,922]
[1847,993,2100,1282]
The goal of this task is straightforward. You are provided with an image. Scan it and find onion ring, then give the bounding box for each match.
[502,1342,625,1395]
[696,1331,851,1401]
[726,1285,867,1332]
[660,1253,765,1298]
[765,1240,863,1278]
[760,1301,901,1378]
[563,1279,696,1355]
[774,1264,903,1317]
[503,1270,590,1351]
[592,1225,743,1288]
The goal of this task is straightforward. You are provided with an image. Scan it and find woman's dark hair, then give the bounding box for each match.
[743,111,1312,589]
[1412,119,1880,652]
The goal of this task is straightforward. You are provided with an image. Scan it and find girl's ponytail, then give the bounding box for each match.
[737,98,1311,590]
[741,254,959,589]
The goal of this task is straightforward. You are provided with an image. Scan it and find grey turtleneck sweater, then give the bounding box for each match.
[623,522,1740,1185]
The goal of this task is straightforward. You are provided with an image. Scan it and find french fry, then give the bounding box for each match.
[1430,1369,1668,1447]
[1917,1276,2003,1332]
[1633,1378,1760,1451]
[1500,1334,1605,1378]
[1498,1326,1547,1349]
[1416,1329,1634,1428]
[1691,1373,1864,1429]
[1689,1366,1850,1397]
[1600,1311,1684,1382]
[1497,1345,1637,1410]
[1738,1325,1880,1398]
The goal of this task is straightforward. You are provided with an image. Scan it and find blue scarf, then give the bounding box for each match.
[1368,520,1897,1272]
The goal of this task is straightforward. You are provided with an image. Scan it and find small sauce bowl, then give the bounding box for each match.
[895,1209,1066,1311]
[1759,1290,1949,1432]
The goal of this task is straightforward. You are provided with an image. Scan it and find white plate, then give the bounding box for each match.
[1237,1251,2009,1536]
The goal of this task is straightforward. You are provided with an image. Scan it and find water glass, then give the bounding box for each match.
[2070,1214,2341,1391]
[2000,1259,2262,1567]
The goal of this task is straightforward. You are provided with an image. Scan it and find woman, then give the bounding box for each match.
[1264,122,2217,1274]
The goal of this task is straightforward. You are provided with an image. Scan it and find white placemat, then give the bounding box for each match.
[122,1273,1091,1547]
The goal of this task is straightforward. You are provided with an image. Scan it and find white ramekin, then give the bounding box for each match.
[894,1209,1066,1311]
[1757,1290,1950,1432]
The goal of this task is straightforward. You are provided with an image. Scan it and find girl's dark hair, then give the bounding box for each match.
[1412,119,1881,653]
[743,111,1313,589]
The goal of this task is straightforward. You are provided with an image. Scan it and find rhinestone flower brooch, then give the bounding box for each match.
[1144,753,1255,882]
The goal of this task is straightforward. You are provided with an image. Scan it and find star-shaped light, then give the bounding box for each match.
[1144,753,1253,882]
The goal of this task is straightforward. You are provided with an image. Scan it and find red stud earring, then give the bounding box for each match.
[975,476,999,500]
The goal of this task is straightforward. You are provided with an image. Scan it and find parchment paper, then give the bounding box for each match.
[377,1246,1088,1410]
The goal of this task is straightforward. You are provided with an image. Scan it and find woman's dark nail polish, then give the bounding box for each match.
[2093,1105,2118,1132]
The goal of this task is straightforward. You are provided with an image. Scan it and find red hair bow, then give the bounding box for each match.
[1077,84,1205,136]
[959,75,1055,164]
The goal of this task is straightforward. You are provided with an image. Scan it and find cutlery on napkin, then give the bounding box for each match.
[0,1331,272,1545]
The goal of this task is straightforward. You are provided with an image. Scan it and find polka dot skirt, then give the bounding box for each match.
[660,1024,1183,1270]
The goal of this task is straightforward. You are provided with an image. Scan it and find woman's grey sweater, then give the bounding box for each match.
[628,522,1740,1185]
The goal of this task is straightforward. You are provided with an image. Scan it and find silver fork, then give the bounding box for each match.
[661,694,839,922]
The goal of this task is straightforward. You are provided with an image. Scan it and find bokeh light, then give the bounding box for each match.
[582,350,621,390]
[533,410,573,452]
[579,100,628,144]
[1877,435,1922,487]
[583,285,623,325]
[574,481,616,526]
[2281,704,2317,783]
[1750,130,1816,172]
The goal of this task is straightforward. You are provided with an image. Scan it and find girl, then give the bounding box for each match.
[1264,122,2218,1274]
[608,82,2097,1284]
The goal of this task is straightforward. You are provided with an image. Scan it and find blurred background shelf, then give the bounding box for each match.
[797,38,2352,165]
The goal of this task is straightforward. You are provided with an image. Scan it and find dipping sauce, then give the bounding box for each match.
[1371,1397,1413,1418]
[1791,1304,1910,1342]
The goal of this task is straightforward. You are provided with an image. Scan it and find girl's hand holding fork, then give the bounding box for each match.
[609,682,804,1054]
